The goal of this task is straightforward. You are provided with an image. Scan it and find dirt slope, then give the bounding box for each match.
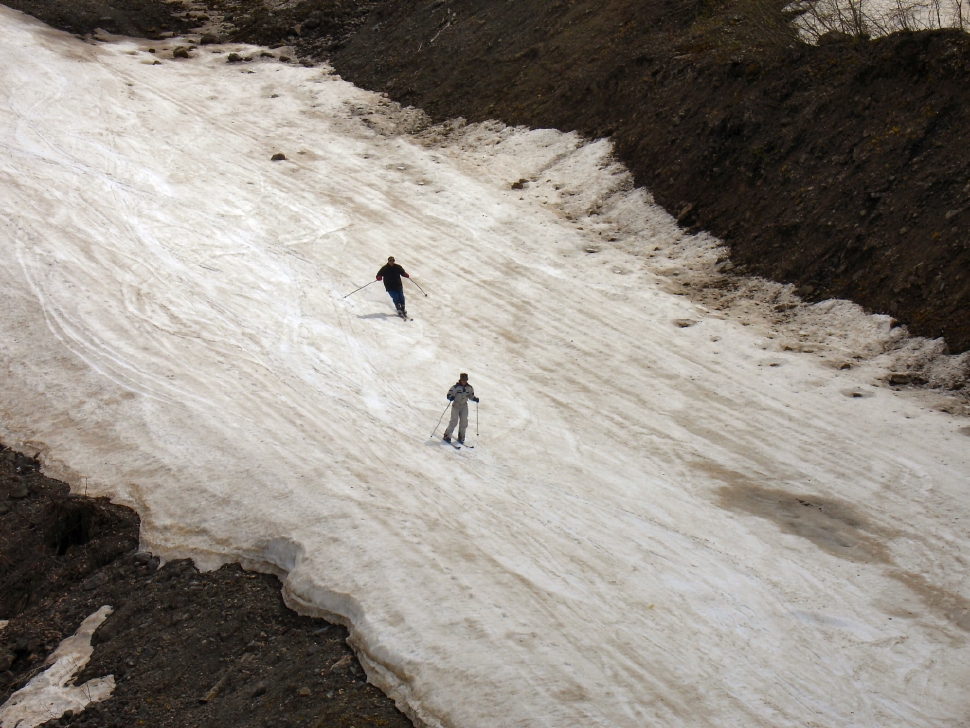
[328,0,970,354]
[0,444,412,728]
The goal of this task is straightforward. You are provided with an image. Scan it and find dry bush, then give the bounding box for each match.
[788,0,969,41]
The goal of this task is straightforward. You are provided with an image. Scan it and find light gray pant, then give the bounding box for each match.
[444,403,468,441]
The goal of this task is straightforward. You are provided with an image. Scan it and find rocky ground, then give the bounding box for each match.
[0,444,412,728]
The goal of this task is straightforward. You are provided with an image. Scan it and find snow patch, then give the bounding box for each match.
[0,607,114,728]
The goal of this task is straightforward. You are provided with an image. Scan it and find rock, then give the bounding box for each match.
[945,209,961,220]
[298,686,311,697]
[715,260,735,273]
[0,502,9,515]
[227,52,243,63]
[172,46,189,59]
[797,284,814,296]
[250,682,268,698]
[510,178,528,190]
[0,653,13,672]
[676,203,694,223]
[673,319,696,328]
[279,55,291,63]
[200,33,221,45]
[133,551,153,565]
[303,18,320,29]
[817,30,852,45]
[82,573,108,591]
[271,153,286,161]
[887,373,912,385]
[9,484,29,499]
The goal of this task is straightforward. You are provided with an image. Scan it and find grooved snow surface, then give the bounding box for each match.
[1,9,969,728]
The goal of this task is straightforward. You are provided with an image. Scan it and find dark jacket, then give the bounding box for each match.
[376,263,409,291]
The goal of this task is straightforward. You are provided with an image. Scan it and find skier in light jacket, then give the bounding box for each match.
[442,373,479,444]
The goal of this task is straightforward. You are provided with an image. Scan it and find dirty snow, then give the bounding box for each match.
[1,8,969,728]
[0,606,114,728]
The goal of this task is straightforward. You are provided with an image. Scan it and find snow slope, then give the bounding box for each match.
[1,8,969,727]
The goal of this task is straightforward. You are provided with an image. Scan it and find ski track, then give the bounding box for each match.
[1,8,969,728]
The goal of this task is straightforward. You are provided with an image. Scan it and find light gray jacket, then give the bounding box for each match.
[447,382,476,409]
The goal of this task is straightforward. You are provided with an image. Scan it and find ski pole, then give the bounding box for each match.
[431,403,449,437]
[409,278,428,297]
[343,279,378,299]
[475,400,479,436]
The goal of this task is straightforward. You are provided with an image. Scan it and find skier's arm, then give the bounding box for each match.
[469,385,479,403]
[446,384,457,401]
[376,265,386,281]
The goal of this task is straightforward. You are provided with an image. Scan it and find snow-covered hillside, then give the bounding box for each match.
[1,8,968,727]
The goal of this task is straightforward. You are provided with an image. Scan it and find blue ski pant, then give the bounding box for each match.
[444,403,468,441]
[387,288,406,310]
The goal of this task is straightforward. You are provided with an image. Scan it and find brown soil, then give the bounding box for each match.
[0,0,194,38]
[327,0,970,354]
[0,443,412,728]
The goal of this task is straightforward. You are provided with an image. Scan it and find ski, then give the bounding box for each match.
[397,311,410,321]
[441,438,473,449]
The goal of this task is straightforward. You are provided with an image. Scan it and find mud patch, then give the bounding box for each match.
[716,482,891,564]
[716,478,970,631]
[891,570,970,631]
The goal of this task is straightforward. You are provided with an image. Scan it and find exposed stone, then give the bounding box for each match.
[271,153,286,161]
[82,573,108,591]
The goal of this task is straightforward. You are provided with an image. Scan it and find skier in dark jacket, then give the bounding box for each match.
[443,373,479,444]
[376,256,410,316]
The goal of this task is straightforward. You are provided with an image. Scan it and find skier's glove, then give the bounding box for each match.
[472,397,480,403]
[447,396,454,401]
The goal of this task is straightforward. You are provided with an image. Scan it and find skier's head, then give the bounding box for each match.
[387,256,395,264]
[459,373,468,383]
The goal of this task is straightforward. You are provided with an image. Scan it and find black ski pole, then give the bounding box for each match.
[431,403,449,438]
[409,278,428,297]
[343,279,378,299]
[475,400,479,436]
